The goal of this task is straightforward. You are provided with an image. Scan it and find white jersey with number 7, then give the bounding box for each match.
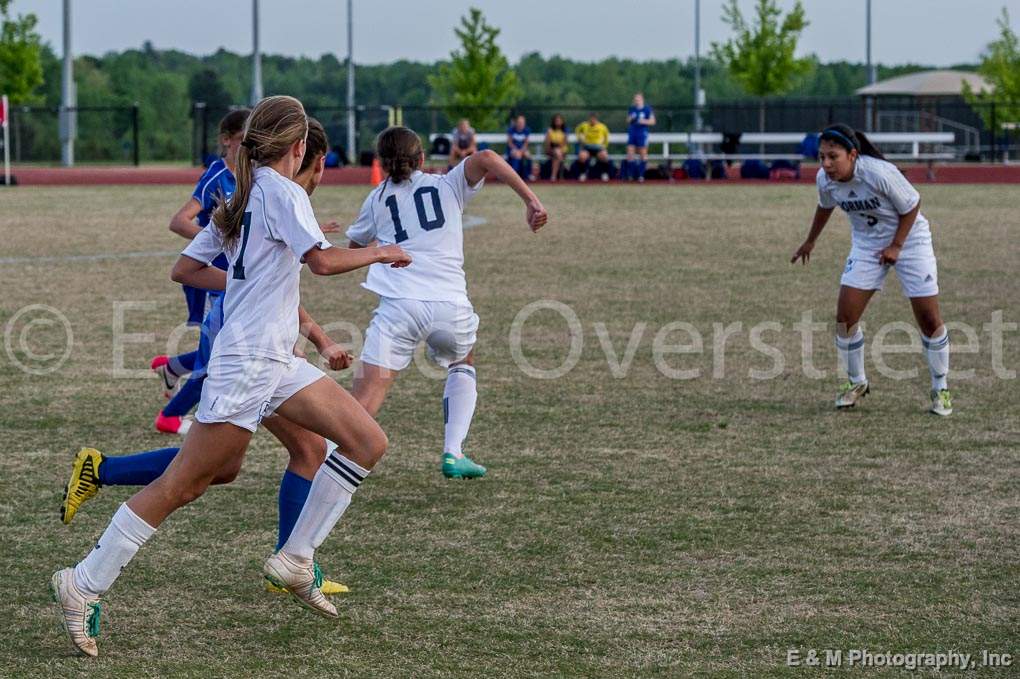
[346,160,483,304]
[182,165,331,363]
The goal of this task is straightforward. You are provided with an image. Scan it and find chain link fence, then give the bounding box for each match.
[7,98,1019,165]
[6,105,140,165]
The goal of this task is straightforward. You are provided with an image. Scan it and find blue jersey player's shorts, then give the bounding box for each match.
[191,291,224,380]
[183,285,207,326]
[627,129,650,148]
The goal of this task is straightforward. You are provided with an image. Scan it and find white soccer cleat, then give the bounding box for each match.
[50,568,100,658]
[263,551,338,619]
[930,389,953,417]
[835,381,870,409]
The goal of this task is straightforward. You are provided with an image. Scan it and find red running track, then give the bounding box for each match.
[4,163,1018,186]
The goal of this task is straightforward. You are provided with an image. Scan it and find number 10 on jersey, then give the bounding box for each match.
[385,187,445,243]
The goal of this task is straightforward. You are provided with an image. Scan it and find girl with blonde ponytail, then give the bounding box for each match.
[52,96,413,657]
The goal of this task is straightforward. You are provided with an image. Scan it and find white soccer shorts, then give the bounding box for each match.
[840,243,940,298]
[197,355,326,432]
[361,297,479,371]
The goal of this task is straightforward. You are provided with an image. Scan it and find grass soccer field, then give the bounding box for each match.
[1,182,1017,677]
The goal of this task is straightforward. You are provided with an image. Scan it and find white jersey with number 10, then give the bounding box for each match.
[346,161,483,304]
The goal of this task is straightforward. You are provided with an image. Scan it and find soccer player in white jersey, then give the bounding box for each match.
[791,123,952,416]
[51,96,412,657]
[346,126,548,479]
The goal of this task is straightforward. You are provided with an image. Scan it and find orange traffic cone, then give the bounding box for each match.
[370,157,382,186]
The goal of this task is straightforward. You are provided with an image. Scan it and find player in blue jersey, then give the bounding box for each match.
[623,93,655,181]
[506,114,533,180]
[151,109,251,434]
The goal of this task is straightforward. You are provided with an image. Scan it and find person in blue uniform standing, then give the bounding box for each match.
[624,93,655,181]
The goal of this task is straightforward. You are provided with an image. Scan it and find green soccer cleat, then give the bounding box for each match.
[930,389,953,417]
[441,453,487,479]
[61,448,104,525]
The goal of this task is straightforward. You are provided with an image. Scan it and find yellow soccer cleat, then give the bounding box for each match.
[61,448,104,525]
[265,562,349,595]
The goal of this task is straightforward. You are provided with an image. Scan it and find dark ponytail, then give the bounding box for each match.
[298,117,329,175]
[820,123,885,160]
[376,126,423,183]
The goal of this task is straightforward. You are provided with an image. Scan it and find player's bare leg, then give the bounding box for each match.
[53,422,251,657]
[351,362,401,418]
[260,415,350,594]
[265,378,387,618]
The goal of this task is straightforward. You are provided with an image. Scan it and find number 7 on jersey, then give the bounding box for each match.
[233,211,252,280]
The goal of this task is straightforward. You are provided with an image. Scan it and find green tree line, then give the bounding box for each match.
[16,42,974,162]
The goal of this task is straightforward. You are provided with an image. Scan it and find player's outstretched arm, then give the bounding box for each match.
[464,149,548,232]
[170,255,227,290]
[169,199,203,240]
[791,206,835,265]
[304,243,411,276]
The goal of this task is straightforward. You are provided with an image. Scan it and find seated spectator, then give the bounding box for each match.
[506,114,533,180]
[574,113,612,181]
[543,114,568,181]
[448,118,477,167]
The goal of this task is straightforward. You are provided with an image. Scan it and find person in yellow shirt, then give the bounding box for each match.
[574,113,611,181]
[543,114,568,181]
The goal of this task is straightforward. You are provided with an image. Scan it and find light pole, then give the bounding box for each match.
[865,0,876,130]
[251,0,263,105]
[60,0,75,166]
[693,0,703,133]
[346,0,356,160]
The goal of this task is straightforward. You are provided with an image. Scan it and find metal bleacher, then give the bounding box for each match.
[430,131,956,163]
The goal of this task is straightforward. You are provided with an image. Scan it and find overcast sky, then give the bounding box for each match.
[18,0,1020,66]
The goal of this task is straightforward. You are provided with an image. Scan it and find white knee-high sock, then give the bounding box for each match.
[923,327,950,391]
[281,449,369,561]
[74,503,156,597]
[836,329,867,384]
[443,365,477,459]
